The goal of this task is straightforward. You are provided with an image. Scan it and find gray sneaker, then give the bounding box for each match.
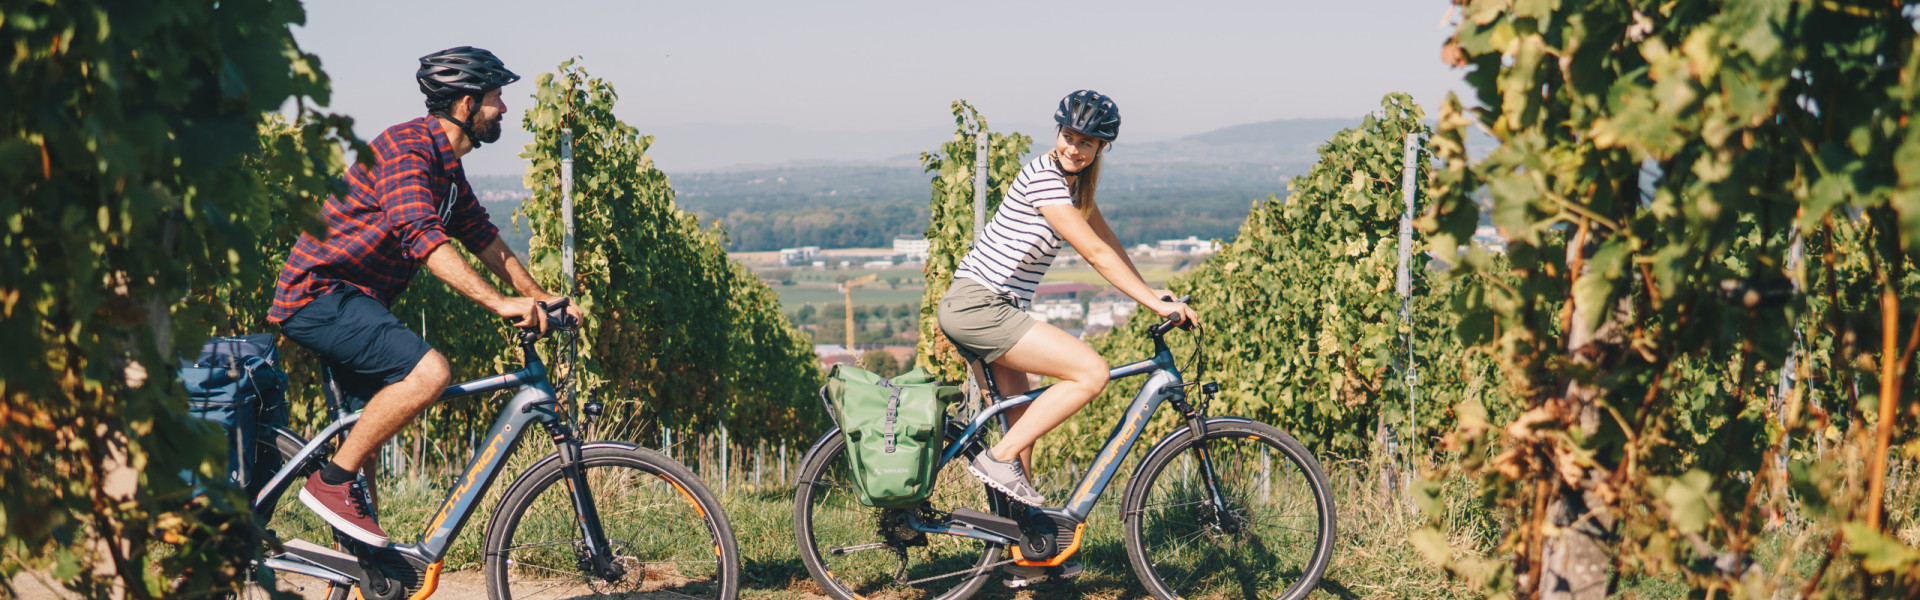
[968,452,1045,507]
[1004,561,1083,588]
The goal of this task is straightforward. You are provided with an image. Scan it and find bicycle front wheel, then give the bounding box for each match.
[483,443,740,600]
[1122,419,1336,600]
[793,427,1004,600]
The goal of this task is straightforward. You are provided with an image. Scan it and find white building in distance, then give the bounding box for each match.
[1085,298,1140,328]
[892,235,930,262]
[1156,236,1220,256]
[780,246,821,266]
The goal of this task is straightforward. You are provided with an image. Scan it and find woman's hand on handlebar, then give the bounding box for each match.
[1149,295,1201,331]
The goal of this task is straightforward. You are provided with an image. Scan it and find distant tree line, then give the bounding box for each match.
[717,202,926,251]
[709,198,1254,252]
[476,160,1303,252]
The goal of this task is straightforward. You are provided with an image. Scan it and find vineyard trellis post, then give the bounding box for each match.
[562,129,575,284]
[973,134,989,243]
[1773,231,1804,480]
[1396,131,1419,507]
[969,132,990,416]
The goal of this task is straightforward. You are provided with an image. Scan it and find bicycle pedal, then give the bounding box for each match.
[1003,562,1083,588]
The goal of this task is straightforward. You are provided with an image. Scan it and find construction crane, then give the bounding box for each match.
[839,273,880,353]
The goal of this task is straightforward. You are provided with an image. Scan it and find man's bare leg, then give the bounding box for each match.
[333,351,450,472]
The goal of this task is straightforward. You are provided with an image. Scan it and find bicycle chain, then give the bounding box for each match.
[895,556,1020,587]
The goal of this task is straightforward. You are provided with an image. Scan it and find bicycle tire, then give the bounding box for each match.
[792,427,1005,600]
[1122,418,1336,600]
[482,443,740,600]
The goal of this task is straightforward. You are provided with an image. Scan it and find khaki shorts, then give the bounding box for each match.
[937,278,1038,363]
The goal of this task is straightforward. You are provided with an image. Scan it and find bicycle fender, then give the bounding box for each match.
[1122,416,1258,497]
[795,428,842,488]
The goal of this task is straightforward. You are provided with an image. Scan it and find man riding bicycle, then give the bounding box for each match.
[269,46,584,548]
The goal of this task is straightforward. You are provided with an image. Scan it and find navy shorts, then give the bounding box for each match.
[279,289,433,412]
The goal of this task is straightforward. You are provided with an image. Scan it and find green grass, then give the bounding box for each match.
[254,438,1888,600]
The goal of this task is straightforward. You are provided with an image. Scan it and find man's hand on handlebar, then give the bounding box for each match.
[537,295,587,329]
[493,297,583,337]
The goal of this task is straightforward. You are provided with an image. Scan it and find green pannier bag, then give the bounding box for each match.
[825,364,961,508]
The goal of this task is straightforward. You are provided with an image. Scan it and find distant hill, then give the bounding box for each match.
[1108,117,1358,165]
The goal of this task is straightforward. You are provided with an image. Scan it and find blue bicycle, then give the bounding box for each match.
[792,304,1337,600]
[242,300,739,600]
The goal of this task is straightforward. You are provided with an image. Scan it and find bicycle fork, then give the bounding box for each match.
[1172,384,1237,533]
[547,421,624,582]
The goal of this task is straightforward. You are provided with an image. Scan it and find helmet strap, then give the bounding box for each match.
[435,95,486,148]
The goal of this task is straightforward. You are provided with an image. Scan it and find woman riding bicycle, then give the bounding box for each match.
[942,90,1202,515]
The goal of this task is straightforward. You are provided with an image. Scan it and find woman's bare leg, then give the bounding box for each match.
[987,322,1109,464]
[978,361,1036,472]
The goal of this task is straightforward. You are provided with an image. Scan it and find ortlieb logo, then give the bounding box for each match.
[877,468,911,474]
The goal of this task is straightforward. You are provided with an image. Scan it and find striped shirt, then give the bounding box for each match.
[955,153,1077,308]
[268,116,500,323]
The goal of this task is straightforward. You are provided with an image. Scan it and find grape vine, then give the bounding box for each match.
[0,2,362,597]
[1419,1,1920,596]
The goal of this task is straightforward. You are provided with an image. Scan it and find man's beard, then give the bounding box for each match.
[472,113,504,144]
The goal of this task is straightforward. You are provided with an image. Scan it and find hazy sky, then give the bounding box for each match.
[293,1,1471,174]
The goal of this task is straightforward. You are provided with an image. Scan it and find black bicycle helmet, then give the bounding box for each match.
[1054,90,1121,141]
[417,46,520,101]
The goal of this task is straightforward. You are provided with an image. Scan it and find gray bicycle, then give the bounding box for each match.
[241,299,740,600]
[792,299,1337,600]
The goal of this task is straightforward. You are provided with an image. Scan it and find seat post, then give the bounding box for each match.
[320,365,346,420]
[956,347,1010,434]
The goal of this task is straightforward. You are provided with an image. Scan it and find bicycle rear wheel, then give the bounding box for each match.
[1122,419,1336,600]
[483,443,740,600]
[792,427,1004,600]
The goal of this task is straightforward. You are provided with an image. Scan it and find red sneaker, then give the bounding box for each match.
[298,475,389,547]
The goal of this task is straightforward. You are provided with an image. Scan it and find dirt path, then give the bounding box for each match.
[7,570,493,600]
[7,569,847,600]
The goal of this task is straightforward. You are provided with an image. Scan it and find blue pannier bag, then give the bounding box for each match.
[179,333,289,495]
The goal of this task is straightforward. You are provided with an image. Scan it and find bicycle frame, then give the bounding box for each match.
[933,345,1183,524]
[250,344,603,584]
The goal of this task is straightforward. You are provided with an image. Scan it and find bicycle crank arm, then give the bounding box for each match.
[277,539,362,585]
[258,556,356,587]
[908,508,1020,546]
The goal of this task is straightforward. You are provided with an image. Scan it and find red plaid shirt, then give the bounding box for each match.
[269,116,501,323]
